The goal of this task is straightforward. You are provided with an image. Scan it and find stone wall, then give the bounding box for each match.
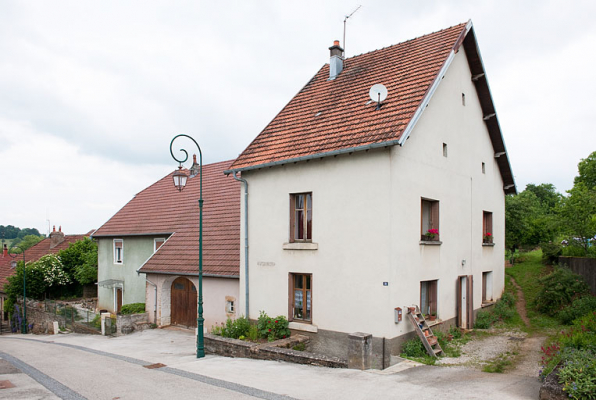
[15,299,100,335]
[116,313,149,335]
[559,256,596,295]
[204,333,347,368]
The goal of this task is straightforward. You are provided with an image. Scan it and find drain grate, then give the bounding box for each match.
[0,380,15,389]
[143,363,166,369]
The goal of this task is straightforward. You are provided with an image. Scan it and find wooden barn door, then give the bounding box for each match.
[171,277,197,327]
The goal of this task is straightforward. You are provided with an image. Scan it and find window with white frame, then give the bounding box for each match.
[226,300,234,313]
[113,239,123,264]
[154,238,165,252]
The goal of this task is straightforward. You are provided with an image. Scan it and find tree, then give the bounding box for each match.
[58,237,98,286]
[525,183,561,211]
[560,182,596,252]
[574,151,596,190]
[11,235,44,253]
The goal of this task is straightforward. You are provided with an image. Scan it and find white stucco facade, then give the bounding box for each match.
[238,49,506,343]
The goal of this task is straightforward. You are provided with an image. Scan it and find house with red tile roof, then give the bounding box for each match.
[92,160,240,329]
[225,21,515,368]
[0,227,89,322]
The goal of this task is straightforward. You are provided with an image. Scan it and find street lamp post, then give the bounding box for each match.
[9,248,27,334]
[169,134,205,358]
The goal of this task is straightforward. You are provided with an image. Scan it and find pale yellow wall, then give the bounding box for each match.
[239,48,506,339]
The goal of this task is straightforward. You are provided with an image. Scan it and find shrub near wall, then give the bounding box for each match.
[120,303,145,315]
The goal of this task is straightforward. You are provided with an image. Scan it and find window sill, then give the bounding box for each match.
[419,240,442,246]
[427,319,442,327]
[482,243,495,247]
[288,321,317,333]
[481,301,495,308]
[283,242,318,250]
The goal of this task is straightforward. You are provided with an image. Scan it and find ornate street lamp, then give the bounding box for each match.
[169,134,205,358]
[8,248,27,334]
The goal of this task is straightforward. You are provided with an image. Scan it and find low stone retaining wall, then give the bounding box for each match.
[539,366,566,400]
[116,313,149,335]
[205,333,347,368]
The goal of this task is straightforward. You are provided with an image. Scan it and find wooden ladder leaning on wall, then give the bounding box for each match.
[406,306,443,357]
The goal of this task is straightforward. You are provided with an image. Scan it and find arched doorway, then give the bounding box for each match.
[170,277,197,327]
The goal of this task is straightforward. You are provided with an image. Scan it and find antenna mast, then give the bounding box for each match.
[343,5,361,60]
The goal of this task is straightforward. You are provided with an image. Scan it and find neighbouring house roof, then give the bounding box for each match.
[93,160,240,278]
[226,21,516,194]
[0,231,89,291]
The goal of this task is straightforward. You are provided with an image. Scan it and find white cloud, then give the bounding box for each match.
[1,0,595,232]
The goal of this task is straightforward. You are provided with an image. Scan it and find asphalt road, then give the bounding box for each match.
[0,330,542,399]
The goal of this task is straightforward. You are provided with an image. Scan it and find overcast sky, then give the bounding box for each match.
[1,0,595,235]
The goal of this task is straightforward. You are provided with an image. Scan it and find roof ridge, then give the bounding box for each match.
[343,22,468,63]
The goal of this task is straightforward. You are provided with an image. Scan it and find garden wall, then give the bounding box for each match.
[559,257,596,295]
[204,333,347,368]
[116,313,149,335]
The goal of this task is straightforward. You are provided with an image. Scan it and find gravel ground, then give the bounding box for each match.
[436,329,546,378]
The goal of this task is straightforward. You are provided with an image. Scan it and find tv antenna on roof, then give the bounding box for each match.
[343,5,361,60]
[369,84,388,110]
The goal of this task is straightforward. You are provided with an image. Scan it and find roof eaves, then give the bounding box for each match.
[461,23,517,194]
[224,139,403,175]
[138,269,239,279]
[92,232,175,238]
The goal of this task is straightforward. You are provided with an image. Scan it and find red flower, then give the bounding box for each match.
[268,328,271,332]
[282,335,286,338]
[275,320,278,323]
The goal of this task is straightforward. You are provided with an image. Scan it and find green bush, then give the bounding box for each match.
[120,303,146,315]
[534,266,590,316]
[540,242,562,265]
[557,296,596,325]
[474,310,497,329]
[247,324,259,341]
[400,337,427,358]
[221,316,251,339]
[561,244,587,257]
[257,311,291,342]
[91,314,101,329]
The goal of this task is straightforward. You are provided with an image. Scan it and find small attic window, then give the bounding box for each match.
[482,162,486,174]
[443,143,448,157]
[315,111,322,117]
[365,100,372,105]
[462,93,466,106]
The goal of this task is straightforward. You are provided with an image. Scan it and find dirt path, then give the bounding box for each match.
[509,277,531,327]
[438,277,546,377]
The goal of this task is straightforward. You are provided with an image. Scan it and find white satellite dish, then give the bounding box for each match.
[369,84,388,110]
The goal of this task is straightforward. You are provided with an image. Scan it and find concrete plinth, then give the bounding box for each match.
[348,332,372,370]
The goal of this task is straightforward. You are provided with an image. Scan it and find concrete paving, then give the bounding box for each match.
[0,328,542,399]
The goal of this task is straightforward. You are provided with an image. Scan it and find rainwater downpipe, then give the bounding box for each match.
[232,171,249,319]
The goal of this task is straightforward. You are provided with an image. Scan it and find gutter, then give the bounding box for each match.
[232,171,250,319]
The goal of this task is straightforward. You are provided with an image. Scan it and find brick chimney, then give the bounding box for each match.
[328,40,344,80]
[2,244,7,257]
[50,225,65,249]
[190,154,200,178]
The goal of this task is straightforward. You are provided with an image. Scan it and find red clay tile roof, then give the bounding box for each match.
[93,160,240,277]
[227,22,516,194]
[0,233,89,291]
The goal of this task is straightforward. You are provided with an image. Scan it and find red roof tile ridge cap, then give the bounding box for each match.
[342,22,468,62]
